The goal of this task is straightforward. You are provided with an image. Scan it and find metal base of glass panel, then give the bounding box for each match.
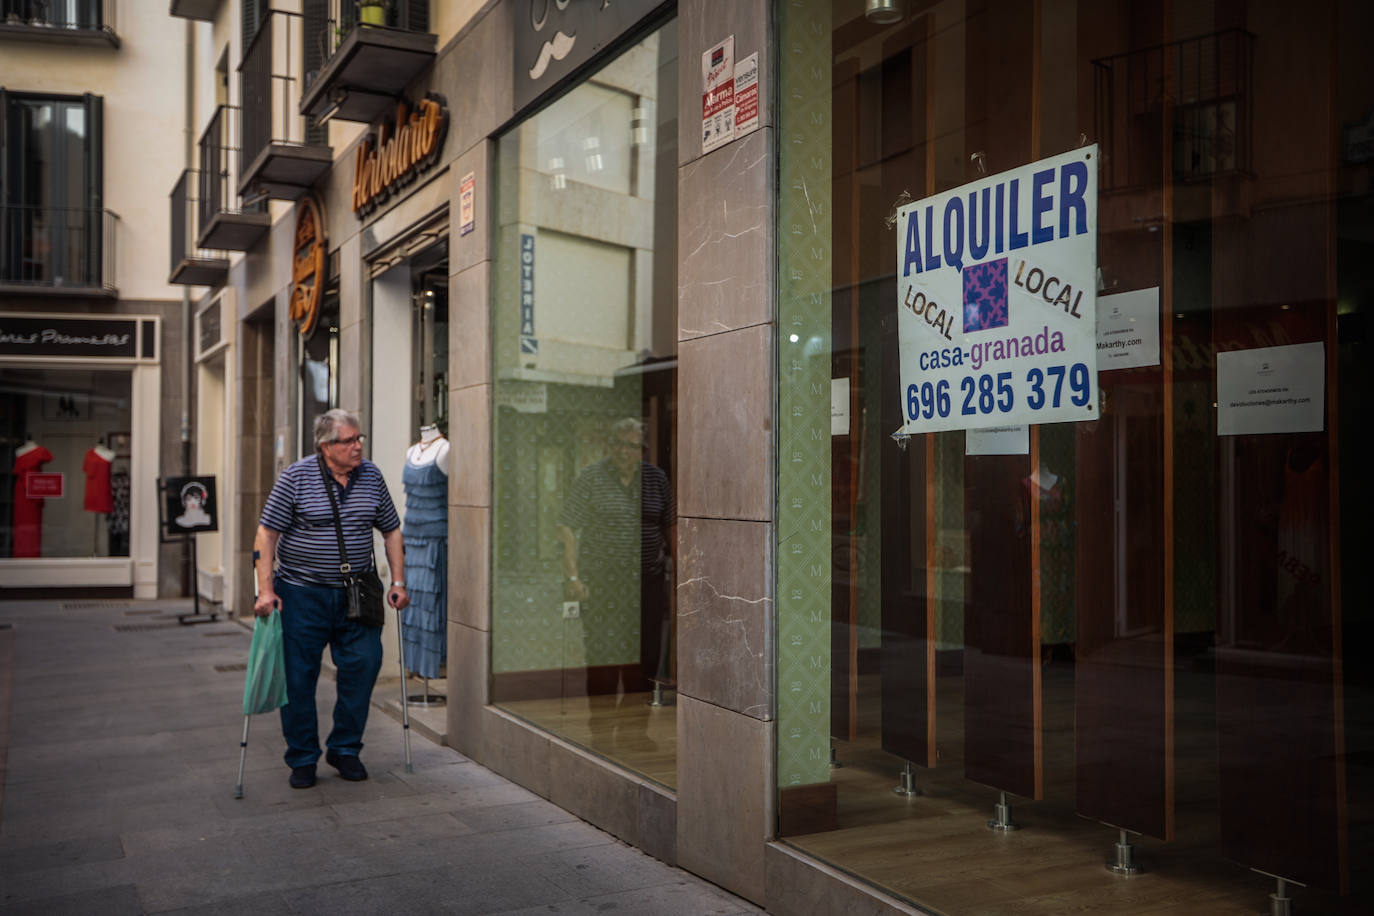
[1106,829,1143,876]
[893,761,921,797]
[988,791,1020,831]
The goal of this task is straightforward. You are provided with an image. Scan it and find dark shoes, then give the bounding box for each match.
[289,764,317,789]
[325,749,368,781]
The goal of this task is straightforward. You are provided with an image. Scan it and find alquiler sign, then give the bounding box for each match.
[351,94,449,217]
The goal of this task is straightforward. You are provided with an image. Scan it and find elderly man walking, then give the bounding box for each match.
[252,409,410,789]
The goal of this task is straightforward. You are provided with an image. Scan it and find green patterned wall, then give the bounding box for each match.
[776,0,833,789]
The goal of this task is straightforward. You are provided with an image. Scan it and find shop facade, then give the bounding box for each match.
[3,4,196,599]
[176,0,1371,913]
[0,311,168,597]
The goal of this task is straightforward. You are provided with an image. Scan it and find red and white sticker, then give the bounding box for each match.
[701,36,735,154]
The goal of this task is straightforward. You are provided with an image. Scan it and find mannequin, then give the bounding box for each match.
[400,424,449,685]
[12,434,53,558]
[404,423,449,474]
[83,438,116,514]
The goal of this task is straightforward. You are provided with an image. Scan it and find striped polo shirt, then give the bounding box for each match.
[558,459,674,576]
[259,455,400,588]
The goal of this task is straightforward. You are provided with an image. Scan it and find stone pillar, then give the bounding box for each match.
[674,0,775,905]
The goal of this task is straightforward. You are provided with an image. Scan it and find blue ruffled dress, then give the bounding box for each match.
[401,459,447,677]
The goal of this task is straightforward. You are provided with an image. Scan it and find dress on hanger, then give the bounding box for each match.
[108,467,131,556]
[83,446,114,513]
[401,437,449,677]
[12,445,54,558]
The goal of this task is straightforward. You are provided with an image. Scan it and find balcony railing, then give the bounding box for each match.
[170,169,228,286]
[198,105,269,251]
[299,1,435,125]
[0,205,117,294]
[0,0,119,46]
[1094,29,1255,192]
[239,8,330,200]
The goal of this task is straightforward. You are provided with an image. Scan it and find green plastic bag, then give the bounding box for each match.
[243,610,288,715]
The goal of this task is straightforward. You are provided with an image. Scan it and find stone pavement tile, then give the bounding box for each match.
[277,865,521,916]
[0,857,135,907]
[520,840,683,898]
[488,880,765,916]
[449,799,580,834]
[327,781,539,826]
[347,811,474,844]
[155,890,297,916]
[0,881,142,916]
[392,760,512,796]
[443,860,578,916]
[0,833,125,874]
[420,819,614,869]
[0,795,223,848]
[311,768,421,805]
[126,837,417,913]
[117,808,341,857]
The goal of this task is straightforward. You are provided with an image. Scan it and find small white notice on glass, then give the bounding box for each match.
[832,378,850,436]
[965,425,1029,455]
[1217,342,1324,436]
[459,172,475,236]
[701,36,735,154]
[734,52,760,137]
[1096,287,1159,370]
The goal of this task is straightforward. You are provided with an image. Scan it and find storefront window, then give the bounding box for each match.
[1,367,131,558]
[776,1,1372,912]
[491,19,679,787]
[298,296,338,459]
[412,256,449,434]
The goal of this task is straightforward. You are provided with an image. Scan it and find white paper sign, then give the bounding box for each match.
[1217,342,1324,435]
[459,172,475,236]
[701,37,735,154]
[1096,287,1159,370]
[832,377,850,436]
[965,425,1030,455]
[896,146,1099,434]
[734,52,759,137]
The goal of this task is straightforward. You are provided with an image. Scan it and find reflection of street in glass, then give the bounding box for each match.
[557,418,676,709]
[175,481,211,528]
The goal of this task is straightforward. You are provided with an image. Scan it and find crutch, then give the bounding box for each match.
[234,550,262,799]
[394,600,414,773]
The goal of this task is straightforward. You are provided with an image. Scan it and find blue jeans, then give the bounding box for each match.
[275,578,383,768]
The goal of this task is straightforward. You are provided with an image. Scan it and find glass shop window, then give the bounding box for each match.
[774,2,1373,914]
[298,294,339,459]
[0,367,132,559]
[412,252,449,435]
[490,18,680,788]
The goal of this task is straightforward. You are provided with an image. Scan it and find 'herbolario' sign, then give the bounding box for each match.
[895,146,1100,435]
[352,94,449,217]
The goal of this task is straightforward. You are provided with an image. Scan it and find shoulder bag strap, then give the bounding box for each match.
[318,454,352,576]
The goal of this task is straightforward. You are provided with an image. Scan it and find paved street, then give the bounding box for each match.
[0,598,763,916]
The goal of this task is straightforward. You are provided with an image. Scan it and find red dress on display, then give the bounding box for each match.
[83,448,114,513]
[12,445,54,558]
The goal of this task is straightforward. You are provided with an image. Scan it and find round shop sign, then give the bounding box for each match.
[289,197,326,338]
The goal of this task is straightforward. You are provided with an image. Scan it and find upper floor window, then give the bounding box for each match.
[0,91,104,288]
[2,0,102,30]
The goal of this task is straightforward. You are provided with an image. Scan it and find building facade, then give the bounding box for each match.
[0,3,193,598]
[172,0,1372,913]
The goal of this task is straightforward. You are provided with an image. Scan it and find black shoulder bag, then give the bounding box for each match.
[318,455,386,627]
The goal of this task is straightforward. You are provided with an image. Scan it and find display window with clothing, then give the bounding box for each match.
[253,408,409,789]
[0,367,132,559]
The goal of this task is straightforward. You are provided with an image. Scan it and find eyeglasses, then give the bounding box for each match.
[331,434,366,447]
[612,439,645,452]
